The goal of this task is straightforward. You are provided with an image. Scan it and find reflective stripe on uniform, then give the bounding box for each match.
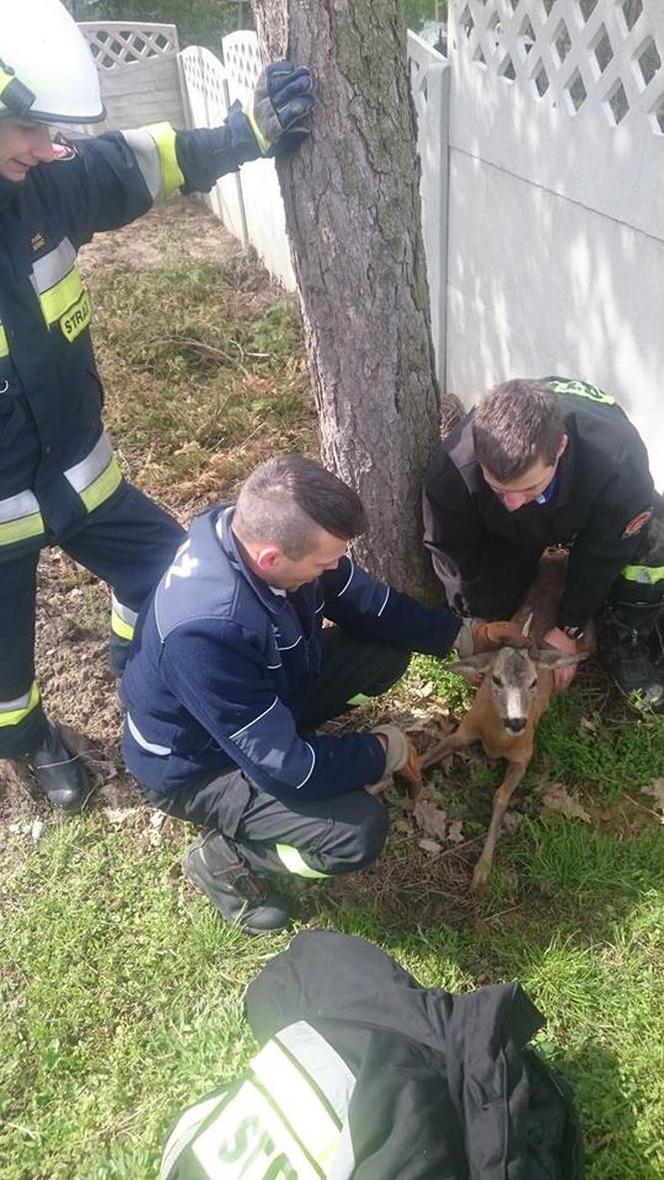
[193,1077,322,1180]
[0,322,8,357]
[547,378,616,405]
[126,712,171,756]
[276,843,330,879]
[276,1022,356,1127]
[0,488,45,547]
[160,1092,227,1180]
[111,593,138,641]
[0,681,41,728]
[121,122,184,204]
[29,237,92,343]
[250,1040,342,1174]
[161,1022,356,1180]
[621,564,664,586]
[64,430,122,512]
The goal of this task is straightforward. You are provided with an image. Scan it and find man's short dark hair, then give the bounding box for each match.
[233,454,367,559]
[472,379,565,482]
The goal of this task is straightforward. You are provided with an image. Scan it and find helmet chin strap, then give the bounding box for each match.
[0,60,36,118]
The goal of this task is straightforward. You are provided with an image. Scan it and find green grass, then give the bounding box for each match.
[1,815,662,1179]
[2,204,664,1178]
[86,250,315,497]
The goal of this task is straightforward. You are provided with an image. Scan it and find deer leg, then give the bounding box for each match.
[472,760,527,893]
[421,725,475,771]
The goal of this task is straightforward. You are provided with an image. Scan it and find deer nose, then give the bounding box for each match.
[505,717,527,733]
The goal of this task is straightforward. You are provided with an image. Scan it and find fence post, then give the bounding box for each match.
[407,32,451,392]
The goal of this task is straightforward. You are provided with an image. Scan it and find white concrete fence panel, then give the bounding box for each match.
[178,45,247,246]
[446,0,664,485]
[78,22,185,134]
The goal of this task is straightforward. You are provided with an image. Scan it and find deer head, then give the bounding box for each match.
[452,645,587,735]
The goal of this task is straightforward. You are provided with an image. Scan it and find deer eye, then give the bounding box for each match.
[529,678,538,688]
[491,675,502,687]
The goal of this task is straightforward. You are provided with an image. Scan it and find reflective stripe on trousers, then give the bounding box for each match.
[0,681,40,728]
[276,843,330,879]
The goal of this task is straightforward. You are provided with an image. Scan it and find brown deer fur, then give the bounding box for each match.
[423,552,591,891]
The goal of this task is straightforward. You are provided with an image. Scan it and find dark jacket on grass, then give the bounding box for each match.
[161,929,584,1179]
[121,506,462,801]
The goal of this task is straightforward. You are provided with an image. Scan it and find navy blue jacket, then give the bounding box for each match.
[0,114,258,561]
[121,507,462,801]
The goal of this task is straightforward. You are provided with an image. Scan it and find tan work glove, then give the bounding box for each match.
[455,618,531,656]
[371,724,423,799]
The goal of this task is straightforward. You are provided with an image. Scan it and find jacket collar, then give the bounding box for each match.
[0,176,19,213]
[214,505,289,617]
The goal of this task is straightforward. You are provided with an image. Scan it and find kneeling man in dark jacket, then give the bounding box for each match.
[121,455,518,932]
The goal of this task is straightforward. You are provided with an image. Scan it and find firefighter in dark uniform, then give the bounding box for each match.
[423,376,664,705]
[0,0,314,811]
[121,455,523,933]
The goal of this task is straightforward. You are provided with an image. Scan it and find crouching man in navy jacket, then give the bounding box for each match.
[121,455,521,933]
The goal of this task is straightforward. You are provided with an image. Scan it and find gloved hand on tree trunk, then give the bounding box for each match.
[246,60,314,156]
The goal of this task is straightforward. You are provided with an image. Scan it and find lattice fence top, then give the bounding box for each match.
[451,0,664,134]
[222,32,263,93]
[79,22,179,71]
[179,46,229,113]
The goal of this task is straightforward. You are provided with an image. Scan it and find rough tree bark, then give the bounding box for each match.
[252,0,441,598]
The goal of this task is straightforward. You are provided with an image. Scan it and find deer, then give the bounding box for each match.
[422,551,590,891]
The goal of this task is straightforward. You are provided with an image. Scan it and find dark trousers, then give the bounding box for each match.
[0,483,184,757]
[146,629,410,880]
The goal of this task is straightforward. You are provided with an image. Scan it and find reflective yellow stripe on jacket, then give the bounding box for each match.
[30,236,91,342]
[121,122,185,204]
[0,488,45,547]
[160,1021,357,1180]
[64,430,122,513]
[0,432,122,549]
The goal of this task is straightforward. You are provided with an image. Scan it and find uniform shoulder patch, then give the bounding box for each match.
[52,141,78,163]
[621,509,652,539]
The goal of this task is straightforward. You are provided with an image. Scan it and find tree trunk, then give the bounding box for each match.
[253,0,440,598]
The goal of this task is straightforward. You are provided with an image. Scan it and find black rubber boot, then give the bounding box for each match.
[598,601,664,710]
[26,722,90,813]
[183,831,290,934]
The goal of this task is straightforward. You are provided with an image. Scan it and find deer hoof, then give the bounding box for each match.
[471,860,492,892]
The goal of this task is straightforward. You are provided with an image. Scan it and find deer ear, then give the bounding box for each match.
[451,652,495,684]
[536,649,589,669]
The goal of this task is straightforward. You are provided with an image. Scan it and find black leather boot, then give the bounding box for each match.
[26,722,90,813]
[184,831,290,933]
[598,601,664,710]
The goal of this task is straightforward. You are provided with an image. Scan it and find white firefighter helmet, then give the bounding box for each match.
[0,0,104,124]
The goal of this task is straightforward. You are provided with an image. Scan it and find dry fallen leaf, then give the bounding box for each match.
[538,783,591,823]
[446,819,465,844]
[418,838,443,855]
[502,811,524,835]
[641,778,664,817]
[413,797,448,842]
[577,716,598,738]
[30,818,45,844]
[102,806,139,826]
